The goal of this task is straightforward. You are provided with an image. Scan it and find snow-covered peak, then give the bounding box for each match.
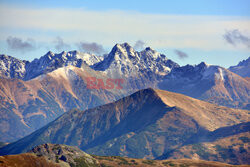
[140,47,160,59]
[93,43,179,78]
[0,54,29,79]
[24,51,103,80]
[110,43,137,60]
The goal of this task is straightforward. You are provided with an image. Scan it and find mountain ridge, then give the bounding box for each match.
[0,64,124,142]
[0,88,248,162]
[229,57,250,78]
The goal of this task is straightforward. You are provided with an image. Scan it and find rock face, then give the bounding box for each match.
[229,57,250,78]
[29,143,98,167]
[1,88,248,165]
[158,62,250,109]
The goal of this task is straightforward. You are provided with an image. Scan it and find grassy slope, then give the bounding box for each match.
[0,153,249,167]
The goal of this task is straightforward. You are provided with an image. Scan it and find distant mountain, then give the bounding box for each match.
[0,51,103,80]
[25,51,103,80]
[2,44,248,110]
[0,143,241,167]
[229,57,250,78]
[1,88,248,164]
[158,62,250,109]
[1,44,179,82]
[0,65,123,142]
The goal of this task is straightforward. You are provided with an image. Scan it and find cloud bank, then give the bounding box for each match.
[0,5,250,51]
[223,29,250,48]
[77,42,105,54]
[54,36,70,51]
[6,36,36,52]
[134,40,145,50]
[174,49,189,59]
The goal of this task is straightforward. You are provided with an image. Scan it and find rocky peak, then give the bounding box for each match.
[140,46,161,60]
[45,51,54,56]
[145,47,153,51]
[197,62,209,68]
[29,144,97,166]
[93,43,179,78]
[110,42,136,59]
[69,50,80,55]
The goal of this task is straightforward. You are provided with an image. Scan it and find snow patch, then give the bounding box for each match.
[215,68,225,81]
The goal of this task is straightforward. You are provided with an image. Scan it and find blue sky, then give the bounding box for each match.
[1,0,250,16]
[0,0,250,67]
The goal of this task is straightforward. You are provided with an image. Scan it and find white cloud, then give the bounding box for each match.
[0,5,250,50]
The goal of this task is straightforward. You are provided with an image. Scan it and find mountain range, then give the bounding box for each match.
[0,42,249,165]
[0,88,249,165]
[1,43,249,143]
[0,51,103,81]
[0,43,179,142]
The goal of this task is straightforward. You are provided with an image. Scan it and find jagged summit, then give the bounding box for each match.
[197,61,210,68]
[93,42,179,78]
[110,43,134,54]
[45,50,54,56]
[109,43,137,60]
[114,42,133,50]
[145,47,153,51]
[0,50,103,80]
[0,43,179,81]
[236,56,250,67]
